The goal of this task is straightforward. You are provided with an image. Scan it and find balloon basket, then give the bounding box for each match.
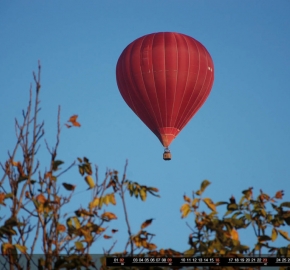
[163,149,171,161]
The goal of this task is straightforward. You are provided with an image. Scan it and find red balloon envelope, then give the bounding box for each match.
[116,32,214,154]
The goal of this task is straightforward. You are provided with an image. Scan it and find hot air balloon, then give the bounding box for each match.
[116,32,214,160]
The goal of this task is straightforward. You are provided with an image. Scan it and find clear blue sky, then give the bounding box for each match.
[1,1,290,255]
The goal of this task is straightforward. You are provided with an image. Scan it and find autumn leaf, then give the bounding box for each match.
[36,194,46,204]
[203,198,216,212]
[68,114,81,127]
[231,229,239,241]
[183,194,191,203]
[89,197,100,210]
[75,241,84,250]
[275,190,284,199]
[145,243,157,250]
[242,187,253,200]
[14,244,27,254]
[0,193,6,206]
[1,243,14,254]
[101,212,117,221]
[85,175,95,189]
[65,123,72,128]
[200,180,211,193]
[141,219,154,229]
[180,203,191,218]
[56,224,66,233]
[103,235,112,239]
[278,229,290,241]
[272,228,278,242]
[52,160,64,171]
[112,229,118,233]
[62,183,76,191]
[140,187,147,201]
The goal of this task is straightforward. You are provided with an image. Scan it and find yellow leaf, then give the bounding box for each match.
[101,212,117,221]
[191,198,200,208]
[96,227,106,234]
[203,198,216,212]
[271,228,278,242]
[75,241,84,250]
[85,175,95,189]
[231,229,239,241]
[109,193,116,205]
[89,197,99,210]
[72,216,81,229]
[14,244,27,254]
[133,236,141,247]
[180,203,191,218]
[140,188,147,201]
[104,195,110,206]
[141,218,154,229]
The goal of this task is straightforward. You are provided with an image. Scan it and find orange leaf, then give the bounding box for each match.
[231,229,239,240]
[36,194,46,204]
[72,121,81,127]
[0,193,6,206]
[141,219,154,229]
[44,172,52,179]
[68,115,81,127]
[101,212,117,221]
[145,243,157,250]
[68,115,78,123]
[103,235,112,239]
[275,190,284,199]
[56,224,66,233]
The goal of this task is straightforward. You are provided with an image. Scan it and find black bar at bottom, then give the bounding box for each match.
[106,257,290,267]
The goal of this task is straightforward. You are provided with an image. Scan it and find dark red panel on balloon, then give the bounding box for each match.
[116,32,214,147]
